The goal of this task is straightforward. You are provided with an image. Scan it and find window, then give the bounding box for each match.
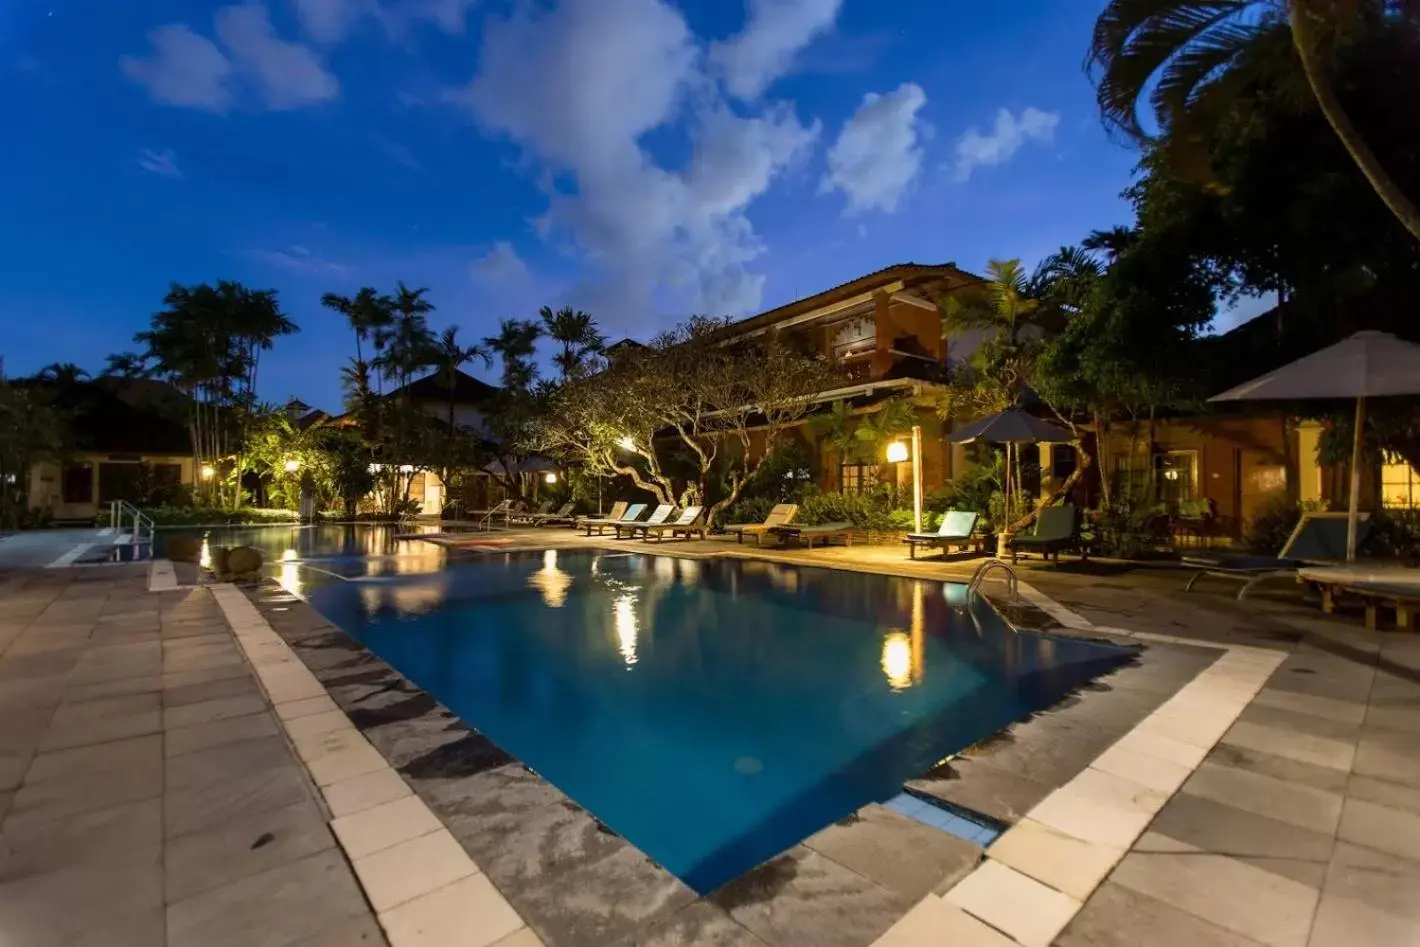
[1155,450,1199,506]
[1381,453,1420,508]
[840,463,875,495]
[62,464,93,503]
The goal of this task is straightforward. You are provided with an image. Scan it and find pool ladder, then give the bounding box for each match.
[968,559,1019,601]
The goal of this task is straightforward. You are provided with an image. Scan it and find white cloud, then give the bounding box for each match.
[950,107,1059,183]
[820,82,927,214]
[292,0,477,44]
[137,148,183,179]
[470,242,530,286]
[122,3,336,112]
[455,0,816,323]
[216,2,339,110]
[249,245,347,272]
[121,25,235,113]
[710,0,842,100]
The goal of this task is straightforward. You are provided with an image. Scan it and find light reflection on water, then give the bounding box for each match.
[528,549,573,608]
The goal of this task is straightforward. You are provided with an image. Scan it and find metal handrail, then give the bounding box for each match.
[110,500,155,545]
[968,559,1019,601]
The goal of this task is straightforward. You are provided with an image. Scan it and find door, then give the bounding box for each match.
[423,477,443,518]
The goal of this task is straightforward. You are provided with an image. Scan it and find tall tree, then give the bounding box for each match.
[102,352,148,379]
[375,283,436,390]
[484,319,543,390]
[36,362,89,386]
[538,306,605,380]
[1087,0,1420,241]
[322,287,394,366]
[431,325,491,497]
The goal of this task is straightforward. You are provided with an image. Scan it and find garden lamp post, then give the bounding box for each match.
[886,425,924,534]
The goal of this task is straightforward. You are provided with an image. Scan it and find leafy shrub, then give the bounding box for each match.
[926,455,1002,530]
[723,496,777,524]
[1083,500,1160,559]
[147,506,301,526]
[1367,508,1420,561]
[799,487,901,529]
[1243,491,1324,554]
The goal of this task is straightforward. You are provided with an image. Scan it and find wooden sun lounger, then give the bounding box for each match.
[771,522,854,549]
[576,501,627,532]
[637,506,706,541]
[1184,513,1371,600]
[616,504,674,538]
[584,503,646,536]
[722,504,798,547]
[904,510,980,559]
[1008,505,1084,563]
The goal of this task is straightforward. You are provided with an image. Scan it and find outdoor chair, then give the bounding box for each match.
[511,500,555,525]
[575,501,627,532]
[904,510,980,559]
[616,504,674,538]
[1183,512,1371,600]
[1300,565,1420,629]
[528,502,576,526]
[583,503,646,536]
[722,504,799,546]
[773,521,854,549]
[1007,505,1084,563]
[636,506,706,542]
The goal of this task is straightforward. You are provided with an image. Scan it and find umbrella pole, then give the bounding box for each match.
[1347,396,1366,561]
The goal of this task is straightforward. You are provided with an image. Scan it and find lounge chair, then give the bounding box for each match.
[526,501,575,526]
[511,500,555,525]
[616,504,674,538]
[722,504,799,547]
[1184,512,1372,600]
[1301,565,1420,629]
[1008,505,1083,563]
[904,510,980,560]
[583,503,646,536]
[636,506,706,542]
[773,522,854,549]
[575,501,627,532]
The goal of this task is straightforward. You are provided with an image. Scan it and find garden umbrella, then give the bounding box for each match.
[1209,331,1420,560]
[950,407,1073,550]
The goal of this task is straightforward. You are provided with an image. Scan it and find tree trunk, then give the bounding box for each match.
[1289,0,1420,243]
[1094,411,1113,509]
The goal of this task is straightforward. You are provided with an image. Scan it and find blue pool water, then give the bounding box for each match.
[160,526,1133,892]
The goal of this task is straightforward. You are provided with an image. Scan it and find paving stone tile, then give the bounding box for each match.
[1181,762,1342,835]
[288,912,388,947]
[803,804,981,901]
[945,859,1080,947]
[163,674,259,708]
[332,793,443,859]
[950,714,1124,789]
[163,693,268,731]
[166,711,280,757]
[0,709,58,755]
[379,872,524,947]
[165,798,337,903]
[0,797,161,878]
[274,694,341,720]
[1220,721,1355,772]
[63,674,163,703]
[1337,797,1420,863]
[906,757,1054,824]
[1251,688,1366,726]
[24,733,161,784]
[621,901,766,947]
[351,828,477,912]
[1346,774,1420,817]
[1146,791,1334,866]
[1233,702,1362,743]
[167,849,370,947]
[8,752,162,828]
[1203,742,1350,795]
[0,848,163,947]
[1110,835,1319,947]
[1057,881,1265,947]
[165,763,313,839]
[1028,768,1165,850]
[324,766,414,818]
[711,847,909,947]
[50,692,160,728]
[1352,726,1420,786]
[162,663,252,690]
[989,817,1123,902]
[165,734,297,792]
[38,708,161,752]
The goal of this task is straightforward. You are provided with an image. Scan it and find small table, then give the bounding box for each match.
[1299,566,1420,630]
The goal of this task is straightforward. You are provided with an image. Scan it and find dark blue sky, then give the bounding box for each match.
[2,0,1245,410]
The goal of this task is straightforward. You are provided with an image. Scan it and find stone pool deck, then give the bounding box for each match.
[0,534,1416,947]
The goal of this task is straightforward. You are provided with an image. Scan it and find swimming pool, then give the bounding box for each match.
[166,527,1133,892]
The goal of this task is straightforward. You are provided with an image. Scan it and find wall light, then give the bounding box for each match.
[283,459,301,473]
[200,464,216,480]
[544,472,558,484]
[885,441,909,464]
[617,436,636,451]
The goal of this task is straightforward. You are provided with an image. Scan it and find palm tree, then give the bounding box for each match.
[102,352,148,379]
[36,362,89,386]
[432,325,491,435]
[322,287,394,365]
[1087,0,1420,242]
[538,306,605,380]
[375,283,436,391]
[483,319,542,391]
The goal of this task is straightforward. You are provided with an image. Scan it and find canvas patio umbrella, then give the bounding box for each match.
[950,406,1073,551]
[1209,331,1420,560]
